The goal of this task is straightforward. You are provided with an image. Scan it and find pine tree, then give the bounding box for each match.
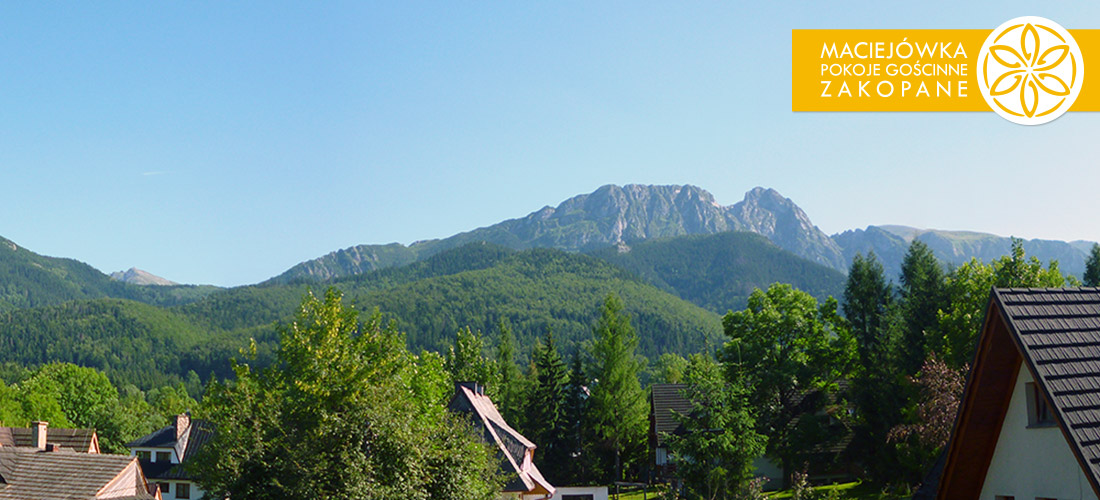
[587,294,647,482]
[1085,243,1100,287]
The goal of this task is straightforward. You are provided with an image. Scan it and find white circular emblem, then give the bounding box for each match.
[978,16,1083,125]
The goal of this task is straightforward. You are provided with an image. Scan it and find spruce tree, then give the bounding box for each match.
[1086,243,1100,287]
[524,330,570,481]
[587,294,647,482]
[898,240,946,375]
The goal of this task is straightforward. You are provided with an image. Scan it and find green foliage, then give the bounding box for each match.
[897,241,947,376]
[561,352,594,485]
[591,232,847,314]
[843,253,905,483]
[722,284,853,473]
[843,252,893,367]
[1085,243,1100,287]
[0,362,195,454]
[667,354,766,500]
[0,245,719,394]
[587,294,649,482]
[937,239,1075,368]
[445,327,500,396]
[523,331,570,482]
[652,353,689,384]
[494,320,524,427]
[191,289,502,500]
[0,236,218,312]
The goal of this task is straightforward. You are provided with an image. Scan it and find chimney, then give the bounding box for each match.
[455,381,482,396]
[31,421,47,450]
[175,413,190,441]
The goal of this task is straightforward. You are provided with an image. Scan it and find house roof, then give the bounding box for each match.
[0,448,155,499]
[447,383,554,496]
[938,287,1100,499]
[0,427,98,453]
[127,418,214,481]
[650,384,692,447]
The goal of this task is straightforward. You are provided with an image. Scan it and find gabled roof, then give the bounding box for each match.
[939,287,1100,499]
[447,383,554,496]
[0,448,155,499]
[0,427,98,453]
[650,384,692,447]
[126,418,214,481]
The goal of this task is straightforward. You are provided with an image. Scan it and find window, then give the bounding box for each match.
[1026,382,1055,427]
[158,483,170,493]
[156,451,172,463]
[136,450,151,461]
[176,483,191,499]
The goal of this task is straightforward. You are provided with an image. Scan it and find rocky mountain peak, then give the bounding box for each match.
[109,268,178,286]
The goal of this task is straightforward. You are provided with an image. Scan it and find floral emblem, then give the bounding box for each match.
[979,17,1083,125]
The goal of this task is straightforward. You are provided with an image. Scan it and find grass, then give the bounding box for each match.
[767,481,909,500]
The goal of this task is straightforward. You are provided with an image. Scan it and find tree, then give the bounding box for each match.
[653,352,689,384]
[843,253,907,481]
[843,252,893,368]
[1085,243,1100,287]
[523,331,570,482]
[938,239,1074,368]
[445,327,500,394]
[898,240,947,375]
[561,351,594,485]
[888,353,966,481]
[667,354,766,500]
[722,284,853,482]
[494,320,525,427]
[587,294,648,482]
[191,289,501,500]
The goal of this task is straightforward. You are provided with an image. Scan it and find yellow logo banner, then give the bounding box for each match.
[792,23,1100,119]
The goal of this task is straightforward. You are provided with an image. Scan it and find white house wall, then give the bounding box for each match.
[546,486,609,500]
[979,368,1098,500]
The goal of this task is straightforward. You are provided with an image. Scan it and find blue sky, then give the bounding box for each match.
[3,2,1100,286]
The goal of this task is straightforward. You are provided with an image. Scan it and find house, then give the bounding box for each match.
[938,287,1100,500]
[126,413,213,500]
[547,486,608,500]
[0,421,100,453]
[649,383,852,490]
[447,382,555,499]
[649,383,693,482]
[0,436,159,499]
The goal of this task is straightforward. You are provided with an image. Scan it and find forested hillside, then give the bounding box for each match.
[589,232,846,313]
[0,244,720,390]
[0,235,220,310]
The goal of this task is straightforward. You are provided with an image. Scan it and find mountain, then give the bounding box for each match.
[590,232,847,314]
[271,184,845,283]
[109,268,178,286]
[0,235,220,311]
[0,244,722,389]
[833,225,1096,280]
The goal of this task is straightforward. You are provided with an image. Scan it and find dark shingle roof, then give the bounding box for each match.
[650,384,693,447]
[0,448,154,499]
[995,287,1100,482]
[0,427,97,452]
[128,419,214,481]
